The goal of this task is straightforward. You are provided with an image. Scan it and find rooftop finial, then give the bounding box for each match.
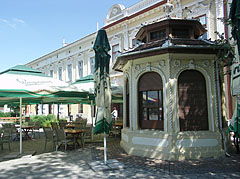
[62,39,68,47]
[163,0,174,18]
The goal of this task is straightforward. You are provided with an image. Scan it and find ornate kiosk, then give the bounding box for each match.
[113,18,225,160]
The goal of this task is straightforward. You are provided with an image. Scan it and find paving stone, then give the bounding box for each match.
[88,160,111,172]
[2,152,20,160]
[0,136,240,178]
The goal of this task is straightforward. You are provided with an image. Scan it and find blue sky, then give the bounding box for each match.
[0,0,140,72]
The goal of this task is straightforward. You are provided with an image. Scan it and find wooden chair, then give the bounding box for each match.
[59,120,67,129]
[81,125,92,148]
[43,127,56,152]
[51,122,59,130]
[32,121,41,138]
[110,119,122,137]
[55,128,72,151]
[0,127,11,151]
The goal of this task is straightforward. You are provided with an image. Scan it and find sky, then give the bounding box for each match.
[0,0,141,72]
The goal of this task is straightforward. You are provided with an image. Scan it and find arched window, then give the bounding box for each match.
[138,72,164,130]
[178,70,208,131]
[126,78,130,127]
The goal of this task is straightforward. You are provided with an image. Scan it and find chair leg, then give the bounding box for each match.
[81,134,85,148]
[8,142,11,152]
[52,140,55,151]
[44,140,47,152]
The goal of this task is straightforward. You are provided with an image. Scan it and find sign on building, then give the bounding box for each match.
[232,59,240,96]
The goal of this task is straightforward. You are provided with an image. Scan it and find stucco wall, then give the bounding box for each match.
[120,53,224,160]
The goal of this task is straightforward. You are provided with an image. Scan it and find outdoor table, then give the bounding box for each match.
[64,129,84,149]
[66,124,76,129]
[22,126,33,140]
[114,122,123,127]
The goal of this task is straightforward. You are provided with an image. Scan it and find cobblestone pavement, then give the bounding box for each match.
[0,136,240,178]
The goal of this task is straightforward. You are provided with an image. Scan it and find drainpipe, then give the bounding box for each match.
[216,60,230,157]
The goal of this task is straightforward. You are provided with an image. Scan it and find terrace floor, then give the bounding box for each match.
[0,132,240,178]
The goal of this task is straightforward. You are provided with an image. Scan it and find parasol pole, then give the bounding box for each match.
[91,100,94,141]
[104,131,107,164]
[19,97,23,155]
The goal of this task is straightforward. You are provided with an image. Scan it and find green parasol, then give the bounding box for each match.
[93,29,111,164]
[230,0,240,55]
[93,29,112,135]
[229,0,240,153]
[0,65,87,154]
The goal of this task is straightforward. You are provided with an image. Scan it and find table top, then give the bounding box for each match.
[64,129,84,134]
[114,122,123,126]
[22,126,33,129]
[66,124,76,128]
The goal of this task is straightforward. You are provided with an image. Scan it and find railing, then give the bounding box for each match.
[0,117,28,124]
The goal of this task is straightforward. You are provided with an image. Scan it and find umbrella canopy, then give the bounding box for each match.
[0,65,88,154]
[229,0,240,153]
[227,98,240,137]
[230,0,240,55]
[93,29,112,135]
[72,75,123,104]
[230,0,240,96]
[0,65,87,99]
[93,29,112,165]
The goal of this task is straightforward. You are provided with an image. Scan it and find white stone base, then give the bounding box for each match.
[121,128,225,161]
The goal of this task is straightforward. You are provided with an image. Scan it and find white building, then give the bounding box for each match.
[26,0,230,123]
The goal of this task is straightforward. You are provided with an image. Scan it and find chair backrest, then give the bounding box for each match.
[75,117,83,122]
[59,122,67,129]
[84,125,92,139]
[2,127,11,138]
[10,125,18,134]
[78,119,87,128]
[55,128,66,141]
[59,120,67,123]
[43,127,54,140]
[74,123,85,130]
[2,123,11,128]
[28,121,35,126]
[34,121,41,129]
[51,122,58,130]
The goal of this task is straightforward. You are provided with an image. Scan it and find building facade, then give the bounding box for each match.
[26,0,229,123]
[113,18,226,160]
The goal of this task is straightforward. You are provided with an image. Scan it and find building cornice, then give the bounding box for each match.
[103,0,167,29]
[26,32,96,66]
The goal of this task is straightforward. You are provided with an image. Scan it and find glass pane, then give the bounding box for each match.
[58,67,62,80]
[148,91,158,106]
[142,91,147,106]
[112,45,119,52]
[142,108,147,120]
[149,108,158,120]
[68,64,72,82]
[49,70,53,77]
[159,107,163,120]
[90,57,95,74]
[78,61,83,79]
[159,90,162,105]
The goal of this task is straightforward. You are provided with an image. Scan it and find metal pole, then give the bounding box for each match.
[237,96,240,153]
[104,132,107,165]
[41,103,44,115]
[57,104,60,121]
[216,61,229,156]
[20,97,22,155]
[91,100,94,141]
